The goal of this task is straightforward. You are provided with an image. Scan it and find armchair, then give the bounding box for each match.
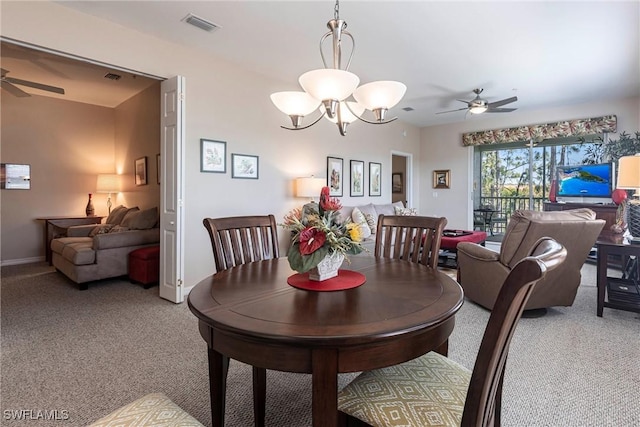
[457,208,604,311]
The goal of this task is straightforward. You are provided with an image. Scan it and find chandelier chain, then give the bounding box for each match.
[334,0,340,20]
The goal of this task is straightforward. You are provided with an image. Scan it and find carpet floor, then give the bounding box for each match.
[1,262,638,426]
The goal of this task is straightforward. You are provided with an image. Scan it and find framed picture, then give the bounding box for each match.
[392,172,403,193]
[200,139,226,173]
[0,163,31,190]
[433,169,450,189]
[327,156,344,197]
[135,156,148,186]
[369,162,381,196]
[350,160,365,197]
[156,153,161,184]
[231,154,259,179]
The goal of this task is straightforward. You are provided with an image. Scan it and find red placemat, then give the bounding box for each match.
[287,270,366,292]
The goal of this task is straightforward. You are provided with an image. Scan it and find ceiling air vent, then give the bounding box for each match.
[104,73,122,80]
[402,107,414,112]
[183,13,220,33]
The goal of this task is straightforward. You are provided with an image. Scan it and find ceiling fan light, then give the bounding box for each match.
[469,105,488,114]
[323,101,365,124]
[299,69,360,102]
[353,81,407,110]
[270,91,320,116]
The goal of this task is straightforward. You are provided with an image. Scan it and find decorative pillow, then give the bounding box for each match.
[105,205,129,225]
[395,206,418,216]
[129,207,158,230]
[356,204,378,234]
[89,224,115,237]
[351,207,372,239]
[108,225,130,233]
[119,207,141,228]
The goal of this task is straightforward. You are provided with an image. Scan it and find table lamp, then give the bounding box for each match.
[295,176,325,202]
[96,174,120,213]
[616,154,640,241]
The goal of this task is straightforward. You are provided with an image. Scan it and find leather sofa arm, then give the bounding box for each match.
[67,224,99,237]
[456,242,500,262]
[93,228,160,250]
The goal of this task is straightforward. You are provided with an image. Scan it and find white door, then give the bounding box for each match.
[159,76,185,303]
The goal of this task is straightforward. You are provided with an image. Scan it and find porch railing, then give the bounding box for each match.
[478,196,546,235]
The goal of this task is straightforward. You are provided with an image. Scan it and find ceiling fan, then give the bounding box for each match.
[1,68,65,98]
[436,88,517,115]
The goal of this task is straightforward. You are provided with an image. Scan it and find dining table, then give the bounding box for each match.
[188,255,464,427]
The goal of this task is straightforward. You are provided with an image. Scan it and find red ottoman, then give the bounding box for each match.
[129,246,160,288]
[439,230,487,269]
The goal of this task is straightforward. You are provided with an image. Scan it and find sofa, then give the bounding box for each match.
[338,201,411,253]
[51,206,160,289]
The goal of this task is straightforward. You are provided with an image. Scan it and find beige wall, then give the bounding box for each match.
[419,96,640,230]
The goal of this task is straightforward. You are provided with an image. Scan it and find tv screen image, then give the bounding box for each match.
[556,163,613,198]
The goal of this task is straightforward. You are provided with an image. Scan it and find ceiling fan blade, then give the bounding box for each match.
[488,96,517,109]
[4,76,65,95]
[486,107,517,113]
[436,107,469,115]
[1,80,30,97]
[456,99,471,104]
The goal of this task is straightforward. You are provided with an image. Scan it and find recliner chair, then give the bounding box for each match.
[457,208,604,311]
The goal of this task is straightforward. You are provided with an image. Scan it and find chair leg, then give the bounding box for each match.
[253,367,266,427]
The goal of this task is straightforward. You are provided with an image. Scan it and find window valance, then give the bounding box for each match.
[461,115,617,146]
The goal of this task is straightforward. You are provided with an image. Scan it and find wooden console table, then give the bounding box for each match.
[543,202,617,238]
[36,216,104,265]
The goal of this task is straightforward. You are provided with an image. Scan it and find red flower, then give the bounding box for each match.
[319,186,342,211]
[298,227,326,255]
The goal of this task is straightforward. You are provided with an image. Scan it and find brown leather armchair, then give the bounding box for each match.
[457,208,605,311]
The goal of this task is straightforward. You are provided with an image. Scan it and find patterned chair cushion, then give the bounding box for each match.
[88,392,204,427]
[337,352,471,427]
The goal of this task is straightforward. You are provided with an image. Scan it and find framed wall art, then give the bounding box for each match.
[135,156,148,186]
[392,172,403,193]
[0,163,31,190]
[327,156,343,197]
[231,154,259,179]
[350,160,364,197]
[433,169,450,189]
[200,139,226,173]
[369,162,381,196]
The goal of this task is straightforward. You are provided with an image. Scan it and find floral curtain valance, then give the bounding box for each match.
[462,115,617,146]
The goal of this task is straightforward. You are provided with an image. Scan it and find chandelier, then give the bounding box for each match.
[270,0,407,136]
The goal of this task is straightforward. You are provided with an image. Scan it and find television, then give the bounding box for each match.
[555,162,615,204]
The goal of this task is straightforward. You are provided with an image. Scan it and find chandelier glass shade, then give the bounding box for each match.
[270,0,406,136]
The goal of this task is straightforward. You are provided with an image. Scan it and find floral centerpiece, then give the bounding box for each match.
[282,186,364,280]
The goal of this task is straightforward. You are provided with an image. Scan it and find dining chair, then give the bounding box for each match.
[337,237,567,427]
[375,214,447,269]
[202,214,280,427]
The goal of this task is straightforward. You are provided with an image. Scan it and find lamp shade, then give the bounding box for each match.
[295,177,325,198]
[96,174,120,193]
[353,81,407,110]
[270,91,320,116]
[323,102,365,124]
[299,69,360,101]
[617,154,640,190]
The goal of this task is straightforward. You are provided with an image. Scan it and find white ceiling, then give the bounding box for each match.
[6,1,640,127]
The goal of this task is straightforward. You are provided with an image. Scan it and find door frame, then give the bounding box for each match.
[390,150,413,207]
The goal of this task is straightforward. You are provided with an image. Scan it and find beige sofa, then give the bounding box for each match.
[338,201,408,253]
[51,206,160,289]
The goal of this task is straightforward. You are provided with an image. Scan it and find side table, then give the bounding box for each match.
[595,232,640,317]
[36,216,104,265]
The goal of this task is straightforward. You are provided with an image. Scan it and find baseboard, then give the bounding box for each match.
[1,256,46,267]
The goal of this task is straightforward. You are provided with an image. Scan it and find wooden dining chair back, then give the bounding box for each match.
[203,215,280,273]
[338,237,567,427]
[375,214,447,268]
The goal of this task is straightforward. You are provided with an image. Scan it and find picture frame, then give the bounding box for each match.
[135,156,148,186]
[327,156,344,197]
[200,139,226,173]
[433,169,450,189]
[392,172,403,193]
[369,162,381,196]
[350,160,365,197]
[231,154,259,179]
[156,153,161,185]
[0,163,31,190]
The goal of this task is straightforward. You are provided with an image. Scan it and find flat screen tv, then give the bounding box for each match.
[555,162,614,204]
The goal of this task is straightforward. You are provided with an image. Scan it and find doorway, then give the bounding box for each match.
[391,152,412,207]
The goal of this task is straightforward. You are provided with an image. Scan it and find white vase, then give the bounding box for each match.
[309,252,344,281]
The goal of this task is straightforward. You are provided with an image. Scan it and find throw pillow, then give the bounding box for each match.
[350,207,372,239]
[356,204,378,234]
[129,207,158,230]
[394,206,417,216]
[89,224,115,237]
[105,205,129,225]
[120,207,141,228]
[108,225,130,233]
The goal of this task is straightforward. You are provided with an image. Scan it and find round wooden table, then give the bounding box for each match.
[188,256,463,427]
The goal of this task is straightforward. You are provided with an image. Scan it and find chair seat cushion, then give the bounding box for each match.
[87,392,204,427]
[338,352,471,427]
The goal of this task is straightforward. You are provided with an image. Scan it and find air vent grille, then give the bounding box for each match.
[402,107,414,112]
[104,73,122,80]
[183,13,220,32]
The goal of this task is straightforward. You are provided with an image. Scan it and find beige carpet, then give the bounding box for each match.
[1,262,638,426]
